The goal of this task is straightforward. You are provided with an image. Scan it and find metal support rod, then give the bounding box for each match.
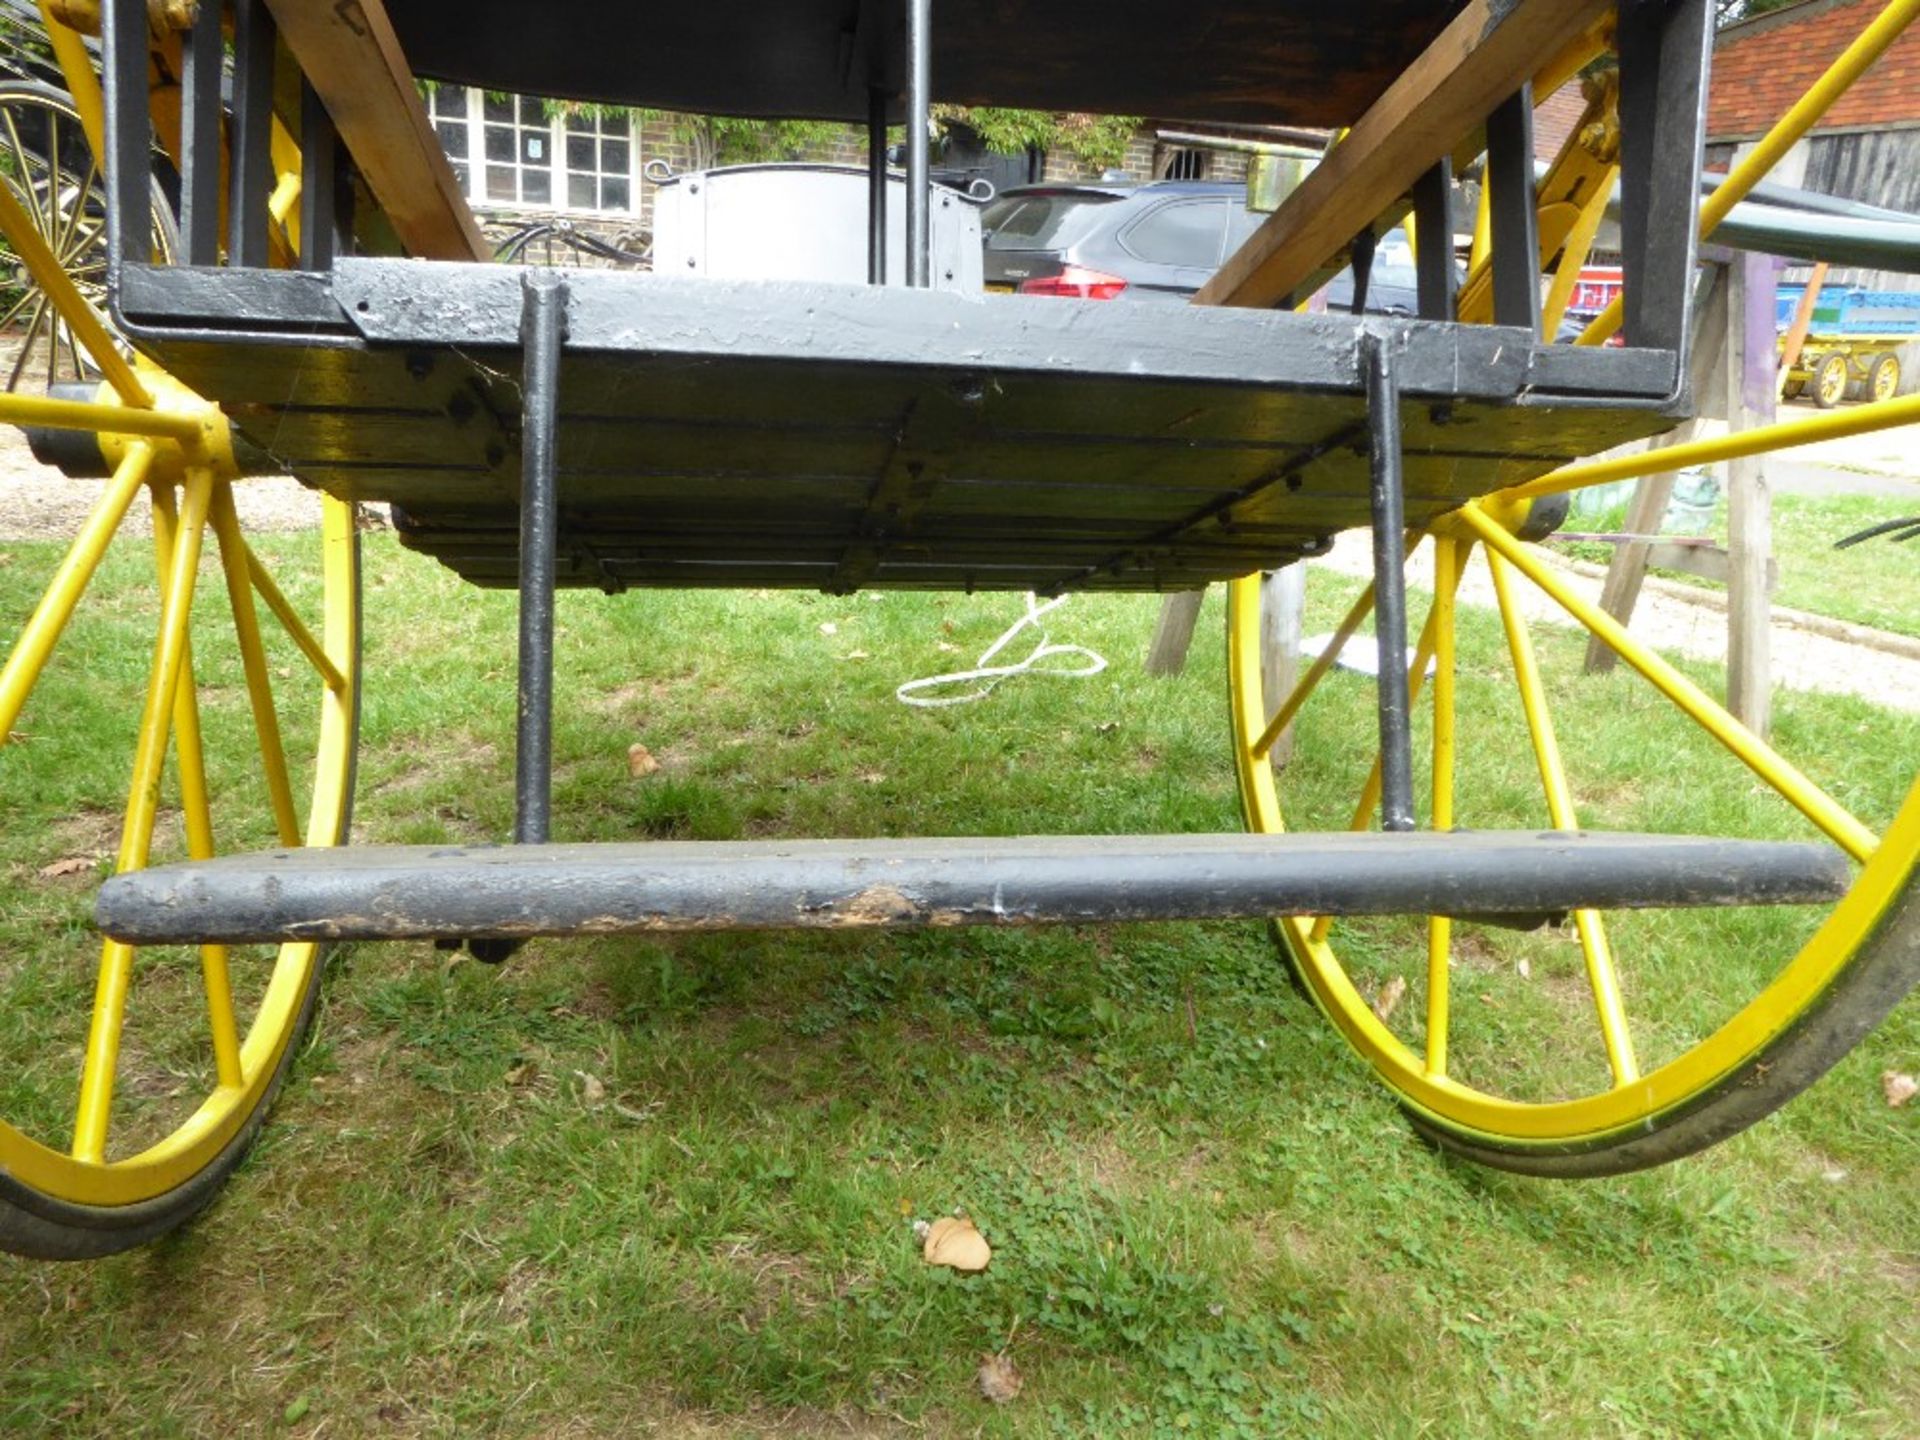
[1347,230,1377,315]
[300,81,338,272]
[867,86,888,285]
[515,272,566,846]
[229,0,277,269]
[1362,331,1414,833]
[1412,159,1456,321]
[101,0,149,288]
[179,0,223,266]
[904,0,931,288]
[1487,84,1540,335]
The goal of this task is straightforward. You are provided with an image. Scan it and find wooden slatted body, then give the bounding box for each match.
[120,262,1683,594]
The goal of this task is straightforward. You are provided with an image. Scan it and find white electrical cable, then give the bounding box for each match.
[896,593,1107,708]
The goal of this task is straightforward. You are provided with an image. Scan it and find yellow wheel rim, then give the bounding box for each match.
[1226,548,1916,1151]
[0,493,358,1207]
[1870,356,1900,404]
[1815,355,1849,407]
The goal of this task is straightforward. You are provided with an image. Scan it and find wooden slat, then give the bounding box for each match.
[1195,0,1612,309]
[262,0,485,262]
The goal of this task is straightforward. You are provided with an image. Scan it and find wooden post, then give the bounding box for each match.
[1586,267,1727,673]
[1776,260,1827,395]
[1259,565,1308,766]
[1145,589,1207,676]
[1726,251,1777,736]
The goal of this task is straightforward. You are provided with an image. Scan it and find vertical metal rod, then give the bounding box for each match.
[300,81,338,272]
[1412,159,1456,321]
[1347,230,1377,315]
[101,0,150,286]
[904,0,931,288]
[1362,331,1415,832]
[1487,84,1540,336]
[229,0,277,268]
[867,86,888,285]
[515,272,566,846]
[179,0,223,266]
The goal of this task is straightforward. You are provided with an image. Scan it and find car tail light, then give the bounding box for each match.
[1017,265,1128,300]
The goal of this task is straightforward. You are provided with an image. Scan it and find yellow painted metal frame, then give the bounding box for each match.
[1229,569,1918,1147]
[0,8,357,1206]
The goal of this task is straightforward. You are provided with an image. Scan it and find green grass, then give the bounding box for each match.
[1554,490,1920,639]
[1,528,1916,1438]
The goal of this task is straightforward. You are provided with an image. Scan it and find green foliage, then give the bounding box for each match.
[939,106,1141,170]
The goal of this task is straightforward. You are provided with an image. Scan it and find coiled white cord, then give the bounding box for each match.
[896,593,1107,708]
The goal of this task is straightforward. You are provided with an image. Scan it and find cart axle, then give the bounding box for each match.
[94,831,1849,945]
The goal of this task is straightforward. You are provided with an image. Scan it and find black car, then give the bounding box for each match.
[982,180,1261,301]
[982,179,1424,311]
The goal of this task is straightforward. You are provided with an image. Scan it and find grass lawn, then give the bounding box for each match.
[1553,490,1920,639]
[1,525,1916,1438]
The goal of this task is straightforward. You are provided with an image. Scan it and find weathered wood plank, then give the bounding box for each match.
[1195,0,1612,309]
[262,0,485,261]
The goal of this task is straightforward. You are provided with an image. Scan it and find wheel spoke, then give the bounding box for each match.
[0,442,155,741]
[8,292,47,391]
[246,540,349,693]
[73,468,216,1163]
[1486,546,1638,1086]
[151,483,245,1090]
[1425,538,1460,1077]
[210,481,301,847]
[1459,504,1876,862]
[1251,535,1423,760]
[1310,543,1472,944]
[3,113,47,236]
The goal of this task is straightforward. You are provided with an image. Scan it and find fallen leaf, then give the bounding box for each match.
[842,649,870,661]
[923,1215,991,1273]
[896,1196,914,1217]
[819,621,839,636]
[626,742,659,778]
[37,855,95,879]
[936,641,961,654]
[1822,1165,1847,1183]
[504,1059,538,1088]
[977,1352,1022,1404]
[1372,975,1408,1023]
[575,1070,607,1108]
[1516,957,1532,981]
[858,769,886,786]
[1883,1070,1917,1108]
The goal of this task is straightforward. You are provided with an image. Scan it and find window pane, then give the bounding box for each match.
[567,134,594,170]
[1120,200,1227,266]
[435,119,467,157]
[568,173,595,209]
[482,92,513,124]
[486,164,515,200]
[450,161,469,192]
[565,110,601,136]
[521,130,547,164]
[484,124,514,162]
[600,137,629,174]
[601,177,629,212]
[518,95,544,126]
[523,168,551,204]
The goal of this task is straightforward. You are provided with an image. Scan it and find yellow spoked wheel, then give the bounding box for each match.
[1812,352,1852,409]
[0,431,359,1258]
[1227,507,1917,1175]
[0,79,176,393]
[1869,352,1901,405]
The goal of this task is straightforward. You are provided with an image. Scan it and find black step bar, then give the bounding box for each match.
[94,832,1849,946]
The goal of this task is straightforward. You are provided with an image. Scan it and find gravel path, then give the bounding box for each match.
[1315,531,1920,713]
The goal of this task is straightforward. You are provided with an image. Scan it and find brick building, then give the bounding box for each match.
[1706,0,1920,291]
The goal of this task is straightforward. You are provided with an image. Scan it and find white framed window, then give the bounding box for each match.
[425,85,640,216]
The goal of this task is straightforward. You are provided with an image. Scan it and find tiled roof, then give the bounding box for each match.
[1709,0,1920,141]
[1533,82,1589,161]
